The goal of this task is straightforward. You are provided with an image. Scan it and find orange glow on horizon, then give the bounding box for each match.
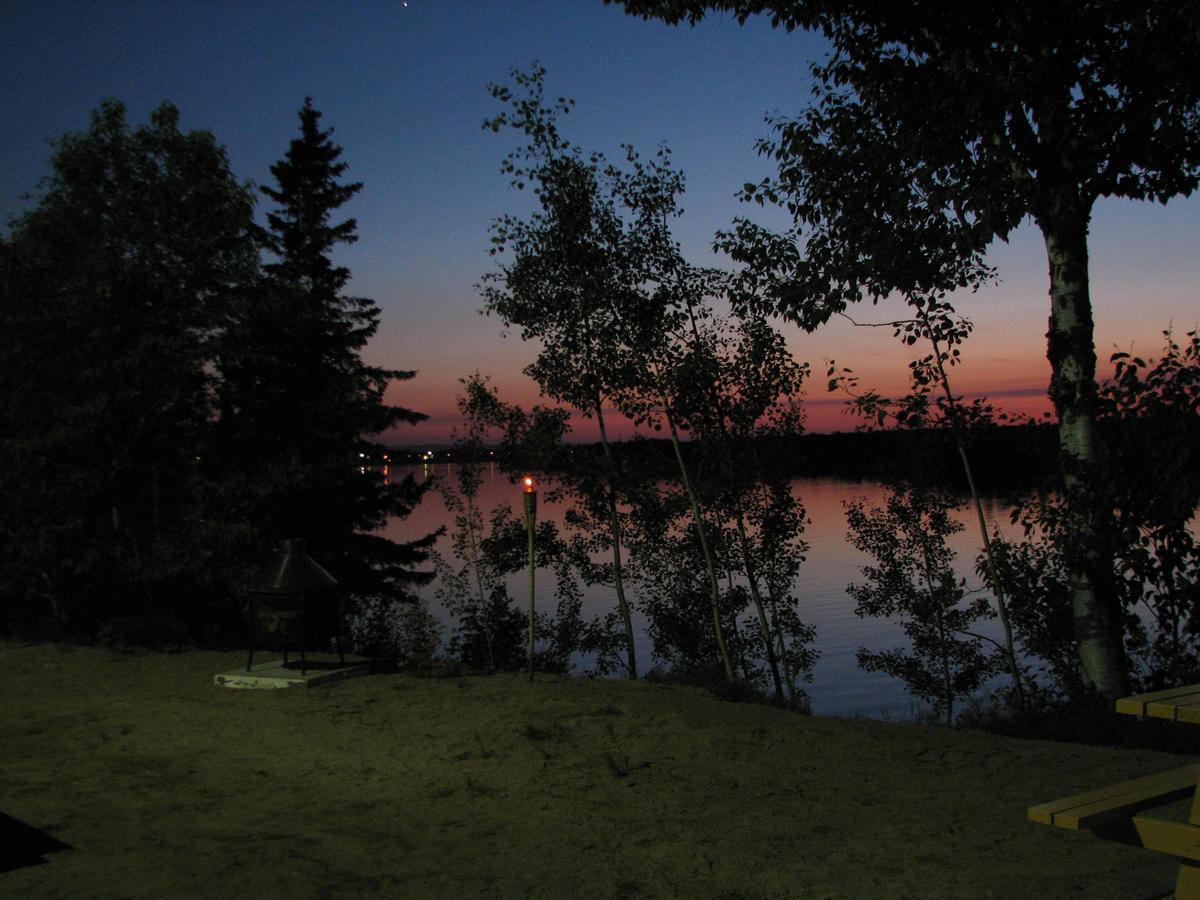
[384,388,1057,445]
[381,326,1070,445]
[381,302,1182,445]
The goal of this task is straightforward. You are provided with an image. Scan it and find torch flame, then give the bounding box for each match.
[523,475,535,493]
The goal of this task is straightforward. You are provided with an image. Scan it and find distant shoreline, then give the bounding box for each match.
[386,422,1061,494]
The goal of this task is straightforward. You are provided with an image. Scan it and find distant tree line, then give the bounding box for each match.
[0,99,437,647]
[395,422,1062,494]
[499,423,1060,494]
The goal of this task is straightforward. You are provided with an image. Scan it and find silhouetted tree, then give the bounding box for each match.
[622,476,737,682]
[598,155,741,686]
[439,374,624,674]
[741,476,817,706]
[670,307,813,702]
[825,298,1028,713]
[482,67,736,683]
[216,98,437,625]
[482,66,641,677]
[847,488,1004,726]
[439,378,507,670]
[615,0,1200,699]
[992,330,1200,703]
[0,100,259,642]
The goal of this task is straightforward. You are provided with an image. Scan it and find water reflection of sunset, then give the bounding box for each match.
[383,464,1023,720]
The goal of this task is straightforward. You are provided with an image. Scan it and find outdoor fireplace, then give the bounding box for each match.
[245,538,345,675]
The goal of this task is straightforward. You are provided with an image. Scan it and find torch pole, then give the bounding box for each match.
[523,476,537,681]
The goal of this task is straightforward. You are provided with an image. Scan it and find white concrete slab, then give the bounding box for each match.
[213,657,369,689]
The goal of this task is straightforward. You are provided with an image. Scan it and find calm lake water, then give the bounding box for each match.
[382,463,1025,721]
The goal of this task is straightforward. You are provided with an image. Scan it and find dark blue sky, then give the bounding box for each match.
[4,1,1197,442]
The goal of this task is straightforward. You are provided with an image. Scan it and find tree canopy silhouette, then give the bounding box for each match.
[0,99,437,645]
[0,100,260,641]
[614,0,1200,699]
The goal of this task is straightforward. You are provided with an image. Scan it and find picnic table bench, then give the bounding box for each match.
[1028,684,1200,899]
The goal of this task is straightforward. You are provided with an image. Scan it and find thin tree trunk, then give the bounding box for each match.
[920,541,954,727]
[663,399,735,683]
[734,509,786,701]
[1041,207,1129,700]
[926,328,1026,715]
[464,488,495,670]
[678,298,781,694]
[751,447,799,706]
[40,571,65,628]
[595,403,638,679]
[719,549,753,681]
[772,607,796,705]
[938,600,953,727]
[597,292,732,682]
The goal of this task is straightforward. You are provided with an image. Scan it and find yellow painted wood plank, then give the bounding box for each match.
[1129,815,1200,861]
[1117,684,1200,717]
[1174,702,1200,725]
[1176,860,1200,900]
[1029,809,1050,826]
[1056,781,1198,830]
[1115,696,1148,716]
[1028,762,1200,830]
[1148,695,1200,721]
[1028,804,1056,826]
[1036,764,1200,813]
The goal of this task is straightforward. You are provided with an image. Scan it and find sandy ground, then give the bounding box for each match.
[0,640,1192,898]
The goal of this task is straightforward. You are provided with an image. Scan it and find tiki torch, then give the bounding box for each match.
[523,474,536,680]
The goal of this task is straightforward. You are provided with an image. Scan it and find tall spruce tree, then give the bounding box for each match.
[216,98,436,616]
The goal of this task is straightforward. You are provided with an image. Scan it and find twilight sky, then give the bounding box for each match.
[4,1,1197,445]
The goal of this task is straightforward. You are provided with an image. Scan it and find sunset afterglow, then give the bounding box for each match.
[3,3,1196,446]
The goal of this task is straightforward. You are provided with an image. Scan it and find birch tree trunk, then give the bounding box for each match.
[734,510,786,701]
[926,328,1026,714]
[595,403,638,679]
[663,403,736,683]
[1041,204,1129,700]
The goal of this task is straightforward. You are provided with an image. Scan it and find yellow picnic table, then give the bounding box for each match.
[1118,684,1200,725]
[1029,684,1200,899]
